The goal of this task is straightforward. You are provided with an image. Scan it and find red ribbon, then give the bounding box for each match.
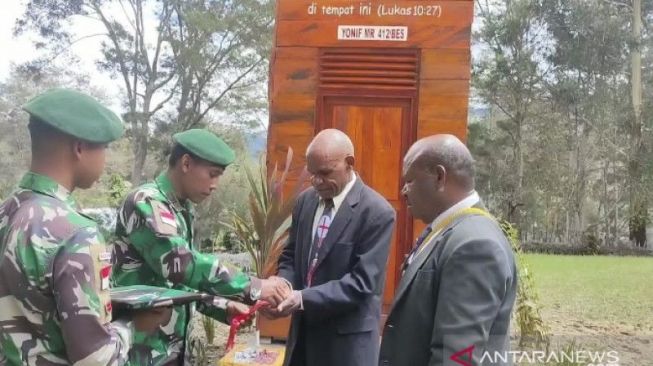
[225,300,269,353]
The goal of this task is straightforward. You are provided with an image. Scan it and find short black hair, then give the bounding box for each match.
[28,115,65,153]
[28,115,55,137]
[416,145,476,191]
[168,143,226,169]
[28,115,106,149]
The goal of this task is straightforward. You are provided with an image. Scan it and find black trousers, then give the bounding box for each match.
[289,318,307,366]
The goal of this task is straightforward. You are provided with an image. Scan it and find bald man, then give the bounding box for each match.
[270,129,396,366]
[379,134,517,366]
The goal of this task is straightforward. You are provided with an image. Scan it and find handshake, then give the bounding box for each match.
[255,276,303,319]
[124,276,301,334]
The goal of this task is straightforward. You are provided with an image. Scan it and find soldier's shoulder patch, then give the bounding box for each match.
[132,185,161,204]
[150,200,178,237]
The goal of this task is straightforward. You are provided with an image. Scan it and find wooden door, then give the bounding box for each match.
[318,96,414,314]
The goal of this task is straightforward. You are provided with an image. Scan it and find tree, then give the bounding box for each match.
[541,0,631,244]
[473,0,547,229]
[0,63,102,196]
[472,0,652,248]
[0,63,136,210]
[627,0,648,247]
[16,0,273,184]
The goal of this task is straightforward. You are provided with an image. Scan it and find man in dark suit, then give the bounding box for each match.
[267,129,396,366]
[379,134,517,366]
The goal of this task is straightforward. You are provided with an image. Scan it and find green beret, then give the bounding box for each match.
[22,88,124,144]
[173,129,235,167]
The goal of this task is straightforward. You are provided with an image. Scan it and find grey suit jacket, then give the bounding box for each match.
[277,178,396,366]
[379,210,517,366]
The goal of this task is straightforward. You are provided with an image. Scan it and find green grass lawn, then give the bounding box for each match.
[522,254,653,332]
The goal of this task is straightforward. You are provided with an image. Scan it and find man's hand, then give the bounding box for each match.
[132,306,173,334]
[259,306,283,320]
[226,301,251,325]
[259,276,292,307]
[276,290,302,317]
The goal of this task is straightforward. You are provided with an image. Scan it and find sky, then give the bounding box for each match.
[1,1,102,81]
[0,1,38,80]
[0,0,160,108]
[0,0,124,114]
[2,1,208,125]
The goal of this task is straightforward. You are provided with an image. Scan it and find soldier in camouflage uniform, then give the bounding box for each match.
[112,129,291,365]
[0,89,167,365]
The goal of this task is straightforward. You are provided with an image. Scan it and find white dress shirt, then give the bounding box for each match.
[428,191,480,232]
[311,172,357,237]
[406,191,481,266]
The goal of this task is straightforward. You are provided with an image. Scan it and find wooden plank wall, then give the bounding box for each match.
[268,47,318,184]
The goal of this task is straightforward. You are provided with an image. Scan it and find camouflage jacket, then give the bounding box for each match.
[0,172,132,366]
[112,173,251,365]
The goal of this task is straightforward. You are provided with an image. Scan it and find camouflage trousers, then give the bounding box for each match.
[127,306,188,366]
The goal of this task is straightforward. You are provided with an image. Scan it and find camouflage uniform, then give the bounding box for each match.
[113,173,252,365]
[0,172,132,365]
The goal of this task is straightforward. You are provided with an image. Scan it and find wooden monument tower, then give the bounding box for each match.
[266,0,474,324]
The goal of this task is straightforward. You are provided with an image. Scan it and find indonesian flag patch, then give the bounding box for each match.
[151,201,178,236]
[160,208,176,226]
[100,265,112,290]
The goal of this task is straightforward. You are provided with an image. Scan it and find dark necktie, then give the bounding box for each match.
[401,226,433,274]
[306,199,334,287]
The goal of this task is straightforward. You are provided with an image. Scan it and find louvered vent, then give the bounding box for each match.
[319,49,419,90]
